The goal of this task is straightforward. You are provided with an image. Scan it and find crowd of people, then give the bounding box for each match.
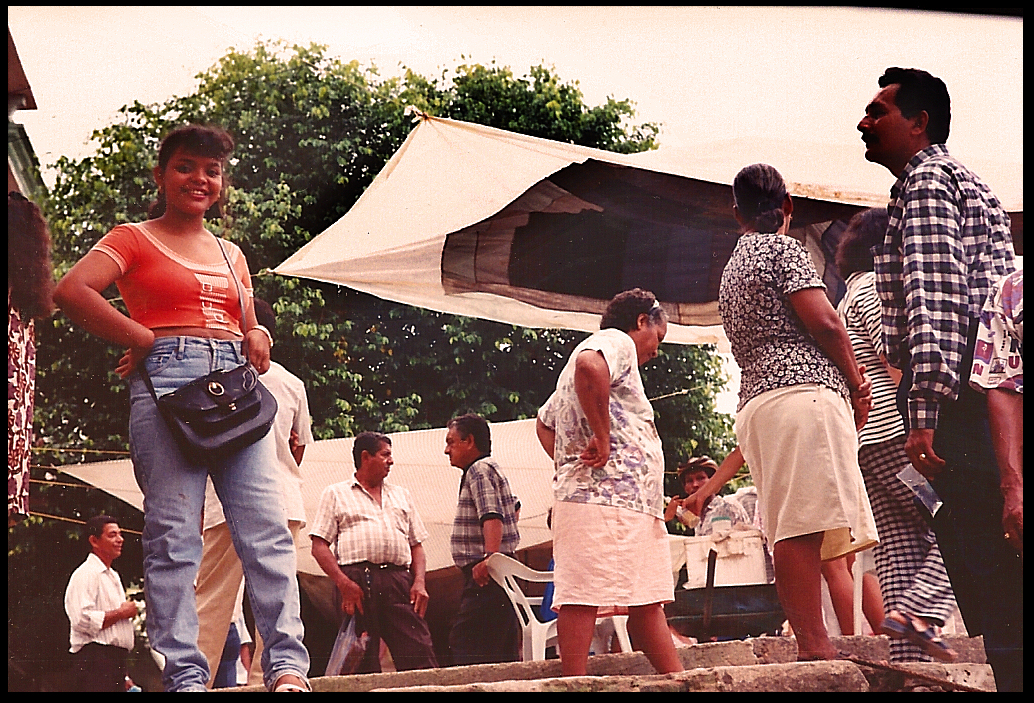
[7,66,1021,692]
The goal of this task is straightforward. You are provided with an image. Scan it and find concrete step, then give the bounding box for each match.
[370,661,995,693]
[231,634,994,692]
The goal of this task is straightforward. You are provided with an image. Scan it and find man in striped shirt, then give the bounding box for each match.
[309,432,437,673]
[860,67,1021,691]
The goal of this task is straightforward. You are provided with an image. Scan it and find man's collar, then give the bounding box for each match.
[458,454,492,488]
[461,453,491,471]
[844,271,869,288]
[890,143,950,199]
[87,551,115,571]
[351,473,384,495]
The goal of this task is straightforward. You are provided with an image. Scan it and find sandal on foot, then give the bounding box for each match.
[273,674,310,692]
[881,613,957,662]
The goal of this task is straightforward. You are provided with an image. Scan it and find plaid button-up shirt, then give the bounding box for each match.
[873,144,1016,430]
[309,477,428,568]
[450,457,520,568]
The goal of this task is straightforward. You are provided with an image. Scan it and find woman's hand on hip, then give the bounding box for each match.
[580,432,611,468]
[115,331,156,379]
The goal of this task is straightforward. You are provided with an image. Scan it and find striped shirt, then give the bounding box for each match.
[873,144,1016,430]
[309,477,428,568]
[837,271,905,445]
[450,457,520,568]
[64,553,135,653]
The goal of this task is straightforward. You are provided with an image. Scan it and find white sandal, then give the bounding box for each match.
[273,673,310,692]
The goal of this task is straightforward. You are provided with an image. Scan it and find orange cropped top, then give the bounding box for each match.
[92,223,252,336]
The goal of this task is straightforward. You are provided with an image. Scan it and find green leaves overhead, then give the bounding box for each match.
[37,37,728,466]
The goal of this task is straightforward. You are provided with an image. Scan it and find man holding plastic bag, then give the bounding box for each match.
[310,432,438,674]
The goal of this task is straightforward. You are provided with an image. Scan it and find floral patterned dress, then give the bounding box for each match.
[538,328,674,609]
[538,328,665,519]
[8,294,36,521]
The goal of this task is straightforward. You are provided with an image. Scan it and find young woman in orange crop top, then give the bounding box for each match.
[54,125,310,692]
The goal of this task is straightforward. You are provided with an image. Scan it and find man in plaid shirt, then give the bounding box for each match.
[860,67,1022,691]
[445,414,522,665]
[309,432,438,673]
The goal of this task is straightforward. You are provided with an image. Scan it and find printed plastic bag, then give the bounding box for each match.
[326,614,370,676]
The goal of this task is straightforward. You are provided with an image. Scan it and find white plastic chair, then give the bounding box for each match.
[484,553,633,661]
[485,553,559,661]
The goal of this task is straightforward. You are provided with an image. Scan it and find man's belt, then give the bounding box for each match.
[342,560,409,572]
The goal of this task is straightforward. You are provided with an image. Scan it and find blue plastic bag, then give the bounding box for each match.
[326,614,370,676]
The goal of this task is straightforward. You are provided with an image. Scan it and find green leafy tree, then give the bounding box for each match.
[13,40,734,688]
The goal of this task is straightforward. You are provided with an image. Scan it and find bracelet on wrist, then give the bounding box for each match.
[251,324,274,349]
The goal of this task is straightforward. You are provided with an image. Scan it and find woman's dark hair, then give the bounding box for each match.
[879,67,950,145]
[732,163,788,234]
[148,124,235,219]
[353,431,391,469]
[600,288,666,332]
[835,208,889,279]
[448,414,492,455]
[8,192,56,319]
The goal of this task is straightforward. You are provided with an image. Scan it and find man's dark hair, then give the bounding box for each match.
[600,288,666,332]
[879,67,951,144]
[253,298,276,343]
[353,431,391,469]
[85,515,118,539]
[448,414,492,455]
[835,208,890,279]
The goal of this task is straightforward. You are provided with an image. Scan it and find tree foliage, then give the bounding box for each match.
[12,41,733,688]
[35,40,724,453]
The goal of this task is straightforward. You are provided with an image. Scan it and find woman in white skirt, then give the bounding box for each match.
[718,164,879,661]
[536,288,682,677]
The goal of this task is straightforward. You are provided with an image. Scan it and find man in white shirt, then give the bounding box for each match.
[64,515,138,691]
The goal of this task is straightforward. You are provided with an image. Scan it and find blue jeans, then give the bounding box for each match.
[129,337,309,691]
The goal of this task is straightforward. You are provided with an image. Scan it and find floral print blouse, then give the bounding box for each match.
[538,329,665,519]
[8,296,36,520]
[719,232,849,412]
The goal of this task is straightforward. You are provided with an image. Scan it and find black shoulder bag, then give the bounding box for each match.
[138,238,277,464]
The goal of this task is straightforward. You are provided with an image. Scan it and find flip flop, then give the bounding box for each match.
[881,613,957,662]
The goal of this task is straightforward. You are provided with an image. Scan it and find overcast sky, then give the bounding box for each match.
[10,7,1023,185]
[8,7,1022,414]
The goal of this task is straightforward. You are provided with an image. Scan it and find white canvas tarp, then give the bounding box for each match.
[274,113,1022,349]
[58,418,555,575]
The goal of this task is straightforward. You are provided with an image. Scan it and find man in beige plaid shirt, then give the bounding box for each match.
[310,432,438,673]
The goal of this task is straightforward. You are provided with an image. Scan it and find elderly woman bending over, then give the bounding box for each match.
[536,288,683,677]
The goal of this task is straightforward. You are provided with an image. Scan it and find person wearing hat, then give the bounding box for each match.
[665,455,749,536]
